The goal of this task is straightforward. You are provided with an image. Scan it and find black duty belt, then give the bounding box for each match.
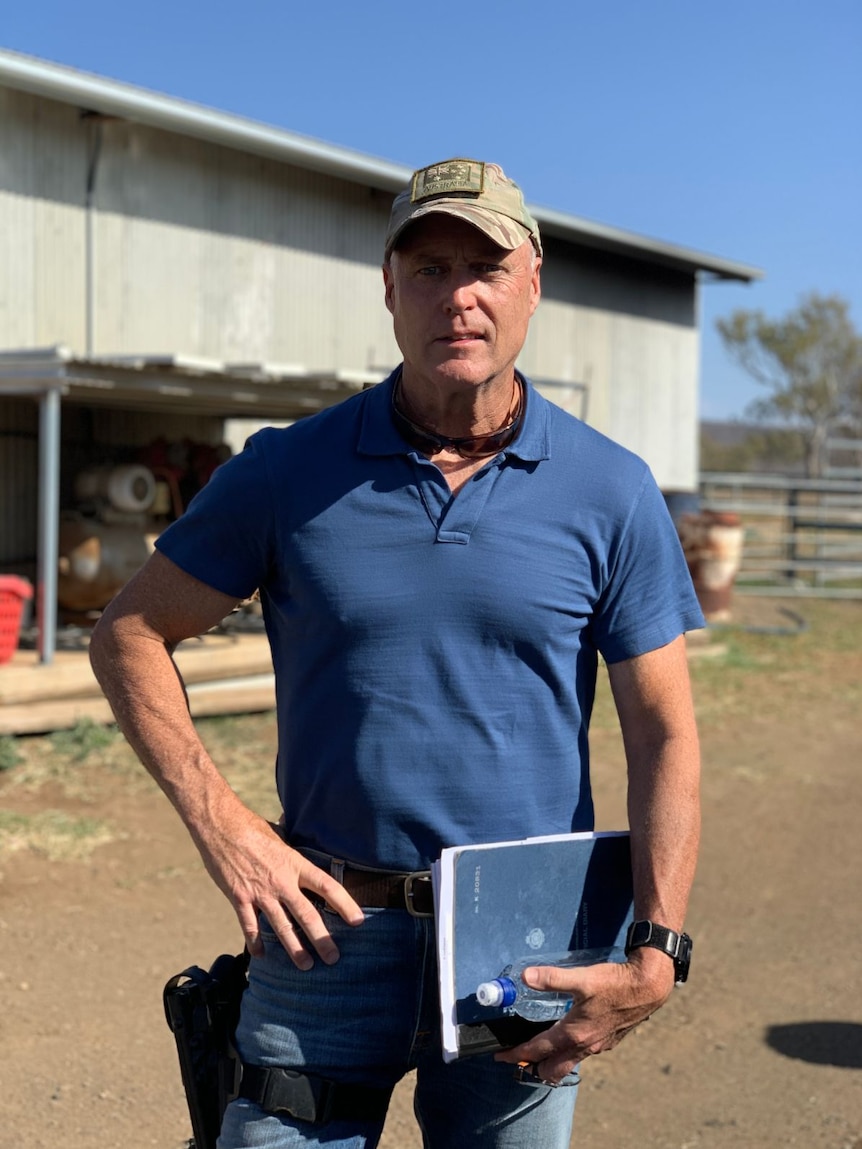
[239,1064,392,1125]
[336,865,434,918]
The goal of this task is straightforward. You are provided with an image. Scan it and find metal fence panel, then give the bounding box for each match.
[699,472,862,599]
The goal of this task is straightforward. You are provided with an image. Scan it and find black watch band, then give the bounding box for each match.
[625,920,692,985]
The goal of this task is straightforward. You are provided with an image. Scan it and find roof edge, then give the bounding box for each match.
[537,206,764,282]
[0,47,411,190]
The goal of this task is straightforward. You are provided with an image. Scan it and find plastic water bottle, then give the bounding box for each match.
[475,947,620,1022]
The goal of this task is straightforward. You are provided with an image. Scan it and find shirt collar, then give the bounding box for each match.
[357,367,551,462]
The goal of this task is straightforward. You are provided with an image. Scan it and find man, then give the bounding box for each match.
[90,158,702,1148]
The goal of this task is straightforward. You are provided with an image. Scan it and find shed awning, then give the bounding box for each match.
[0,345,383,418]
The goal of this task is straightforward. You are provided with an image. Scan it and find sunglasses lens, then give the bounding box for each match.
[455,437,497,459]
[391,378,523,459]
[453,418,523,458]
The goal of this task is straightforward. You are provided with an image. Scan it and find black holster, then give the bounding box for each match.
[163,948,392,1145]
[163,949,249,1149]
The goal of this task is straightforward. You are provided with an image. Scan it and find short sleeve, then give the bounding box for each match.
[592,469,704,663]
[155,434,275,600]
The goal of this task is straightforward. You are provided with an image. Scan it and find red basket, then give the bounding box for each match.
[0,576,33,665]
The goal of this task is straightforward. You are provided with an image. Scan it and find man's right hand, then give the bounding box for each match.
[190,803,366,968]
[89,553,366,970]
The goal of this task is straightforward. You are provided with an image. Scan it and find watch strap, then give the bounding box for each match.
[625,920,692,984]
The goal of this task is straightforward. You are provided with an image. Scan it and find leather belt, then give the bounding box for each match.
[283,836,436,919]
[336,867,434,918]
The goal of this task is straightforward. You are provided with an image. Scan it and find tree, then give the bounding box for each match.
[716,293,862,477]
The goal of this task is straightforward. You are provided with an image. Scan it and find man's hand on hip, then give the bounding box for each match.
[191,805,365,968]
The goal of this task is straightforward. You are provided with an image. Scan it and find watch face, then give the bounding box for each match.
[675,933,693,984]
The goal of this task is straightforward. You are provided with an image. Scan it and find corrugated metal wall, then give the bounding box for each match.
[524,307,699,492]
[524,241,699,489]
[0,87,88,349]
[0,87,400,369]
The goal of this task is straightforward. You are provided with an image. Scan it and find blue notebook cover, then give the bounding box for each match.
[433,831,633,1061]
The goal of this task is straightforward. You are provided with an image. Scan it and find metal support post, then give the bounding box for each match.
[37,387,61,664]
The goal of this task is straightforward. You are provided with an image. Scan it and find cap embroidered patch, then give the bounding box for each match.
[385,157,543,257]
[411,159,485,203]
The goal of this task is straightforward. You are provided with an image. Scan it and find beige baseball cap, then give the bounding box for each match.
[384,158,542,258]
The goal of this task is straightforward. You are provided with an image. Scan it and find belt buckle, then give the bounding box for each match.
[403,871,433,918]
[260,1067,333,1124]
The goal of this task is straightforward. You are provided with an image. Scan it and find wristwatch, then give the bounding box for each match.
[625,920,693,985]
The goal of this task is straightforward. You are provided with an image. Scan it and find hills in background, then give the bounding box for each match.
[700,421,808,475]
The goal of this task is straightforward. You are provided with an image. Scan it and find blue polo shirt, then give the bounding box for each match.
[156,371,703,870]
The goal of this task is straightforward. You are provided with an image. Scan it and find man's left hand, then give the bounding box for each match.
[494,949,676,1084]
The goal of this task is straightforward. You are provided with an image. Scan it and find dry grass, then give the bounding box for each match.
[0,713,280,861]
[688,596,861,724]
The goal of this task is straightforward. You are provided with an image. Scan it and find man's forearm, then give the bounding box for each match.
[88,550,248,840]
[626,731,701,933]
[607,636,701,934]
[89,613,241,838]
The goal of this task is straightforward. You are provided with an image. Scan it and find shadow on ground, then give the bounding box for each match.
[765,1021,862,1069]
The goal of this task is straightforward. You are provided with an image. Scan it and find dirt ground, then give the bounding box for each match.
[1,596,860,1149]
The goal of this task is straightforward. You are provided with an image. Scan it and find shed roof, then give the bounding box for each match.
[0,47,763,284]
[0,345,376,418]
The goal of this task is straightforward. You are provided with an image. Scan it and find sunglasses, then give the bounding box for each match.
[391,382,523,460]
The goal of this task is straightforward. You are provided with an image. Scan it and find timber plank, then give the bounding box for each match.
[0,674,275,735]
[0,633,273,705]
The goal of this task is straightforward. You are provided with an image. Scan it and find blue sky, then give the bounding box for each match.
[3,0,860,419]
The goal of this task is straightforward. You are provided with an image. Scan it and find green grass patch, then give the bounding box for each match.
[0,735,22,772]
[49,718,118,762]
[0,809,117,860]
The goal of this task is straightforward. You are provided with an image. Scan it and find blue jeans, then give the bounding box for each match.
[218,905,578,1148]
